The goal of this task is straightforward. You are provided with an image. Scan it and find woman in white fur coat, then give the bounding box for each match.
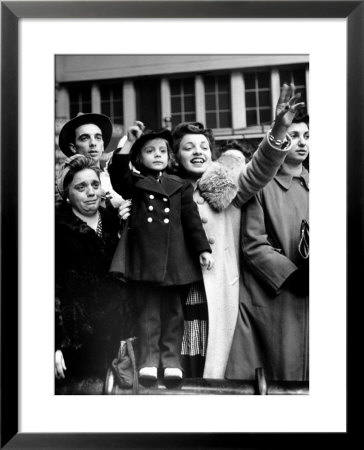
[170,84,305,379]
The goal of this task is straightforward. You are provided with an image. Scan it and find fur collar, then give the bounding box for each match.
[197,151,246,212]
[55,203,118,242]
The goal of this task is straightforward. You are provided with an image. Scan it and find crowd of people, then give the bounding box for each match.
[55,84,309,386]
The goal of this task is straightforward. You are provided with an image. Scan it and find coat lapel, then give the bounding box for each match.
[134,173,183,197]
[161,175,183,196]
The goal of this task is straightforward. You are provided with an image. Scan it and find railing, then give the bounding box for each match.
[55,368,308,395]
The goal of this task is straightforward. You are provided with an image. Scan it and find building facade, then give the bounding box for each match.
[55,54,309,166]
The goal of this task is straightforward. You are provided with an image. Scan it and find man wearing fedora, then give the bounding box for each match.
[58,112,123,207]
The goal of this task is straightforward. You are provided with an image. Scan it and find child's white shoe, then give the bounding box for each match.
[164,368,183,380]
[139,367,158,380]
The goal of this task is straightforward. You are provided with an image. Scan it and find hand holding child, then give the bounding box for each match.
[118,199,132,221]
[200,251,214,270]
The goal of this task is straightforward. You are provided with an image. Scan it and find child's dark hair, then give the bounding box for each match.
[129,129,174,173]
[133,140,175,172]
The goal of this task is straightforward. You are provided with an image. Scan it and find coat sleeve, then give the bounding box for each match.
[55,230,70,351]
[241,193,298,294]
[108,153,134,199]
[233,135,289,207]
[180,181,212,255]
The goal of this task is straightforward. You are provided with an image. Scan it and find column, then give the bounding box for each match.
[195,75,205,124]
[305,66,310,111]
[55,86,70,120]
[123,80,136,129]
[271,68,280,118]
[91,83,101,113]
[231,70,246,129]
[161,77,172,128]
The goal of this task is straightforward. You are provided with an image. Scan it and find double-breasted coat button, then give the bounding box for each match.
[149,194,154,199]
[164,218,169,224]
[147,217,153,223]
[164,207,170,213]
[209,237,215,244]
[163,197,168,202]
[148,206,154,211]
[201,217,208,224]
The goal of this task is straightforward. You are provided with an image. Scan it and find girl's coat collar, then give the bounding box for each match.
[134,172,183,197]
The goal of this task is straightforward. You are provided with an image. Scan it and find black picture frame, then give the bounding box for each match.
[1,1,360,448]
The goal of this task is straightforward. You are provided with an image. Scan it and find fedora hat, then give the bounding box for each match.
[58,112,113,157]
[130,129,173,169]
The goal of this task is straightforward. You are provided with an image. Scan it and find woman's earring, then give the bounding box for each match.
[66,198,70,204]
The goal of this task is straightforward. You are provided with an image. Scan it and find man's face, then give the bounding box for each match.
[69,123,104,163]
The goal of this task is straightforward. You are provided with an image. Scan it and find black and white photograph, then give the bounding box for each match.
[54,54,310,396]
[1,2,354,445]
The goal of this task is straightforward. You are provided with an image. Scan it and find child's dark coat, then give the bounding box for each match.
[109,154,211,285]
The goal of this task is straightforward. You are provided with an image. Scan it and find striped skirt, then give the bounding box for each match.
[181,281,208,378]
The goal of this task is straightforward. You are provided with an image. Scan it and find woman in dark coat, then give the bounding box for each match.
[225,116,309,382]
[55,155,133,380]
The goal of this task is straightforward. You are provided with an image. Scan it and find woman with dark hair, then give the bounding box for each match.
[55,155,133,380]
[168,84,305,379]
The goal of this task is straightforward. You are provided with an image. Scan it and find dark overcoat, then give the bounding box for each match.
[55,204,134,375]
[225,167,309,381]
[109,155,211,285]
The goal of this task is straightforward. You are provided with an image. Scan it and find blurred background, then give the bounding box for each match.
[55,54,309,171]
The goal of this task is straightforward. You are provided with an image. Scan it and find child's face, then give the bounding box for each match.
[140,138,169,172]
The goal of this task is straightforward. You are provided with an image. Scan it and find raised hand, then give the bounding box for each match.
[115,121,145,155]
[127,121,145,143]
[275,83,306,128]
[271,84,306,143]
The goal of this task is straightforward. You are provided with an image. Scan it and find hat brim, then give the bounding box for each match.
[129,129,173,167]
[58,113,113,157]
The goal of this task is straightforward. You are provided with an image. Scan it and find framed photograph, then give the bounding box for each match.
[1,1,361,448]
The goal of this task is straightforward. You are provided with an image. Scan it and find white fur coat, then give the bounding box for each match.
[193,139,289,379]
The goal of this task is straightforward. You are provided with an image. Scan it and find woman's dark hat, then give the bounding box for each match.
[58,112,113,157]
[130,129,173,168]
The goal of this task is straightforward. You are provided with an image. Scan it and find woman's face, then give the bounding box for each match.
[176,134,212,178]
[67,168,102,216]
[140,138,169,172]
[285,122,309,165]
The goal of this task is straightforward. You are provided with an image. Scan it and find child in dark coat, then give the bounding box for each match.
[109,127,213,380]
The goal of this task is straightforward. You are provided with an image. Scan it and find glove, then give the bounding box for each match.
[286,258,309,297]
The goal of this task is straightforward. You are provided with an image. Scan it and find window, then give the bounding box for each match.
[279,67,307,105]
[100,83,123,125]
[204,75,231,129]
[170,78,196,127]
[69,84,91,118]
[244,71,272,126]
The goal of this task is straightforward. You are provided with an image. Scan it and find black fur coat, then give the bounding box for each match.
[55,204,135,375]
